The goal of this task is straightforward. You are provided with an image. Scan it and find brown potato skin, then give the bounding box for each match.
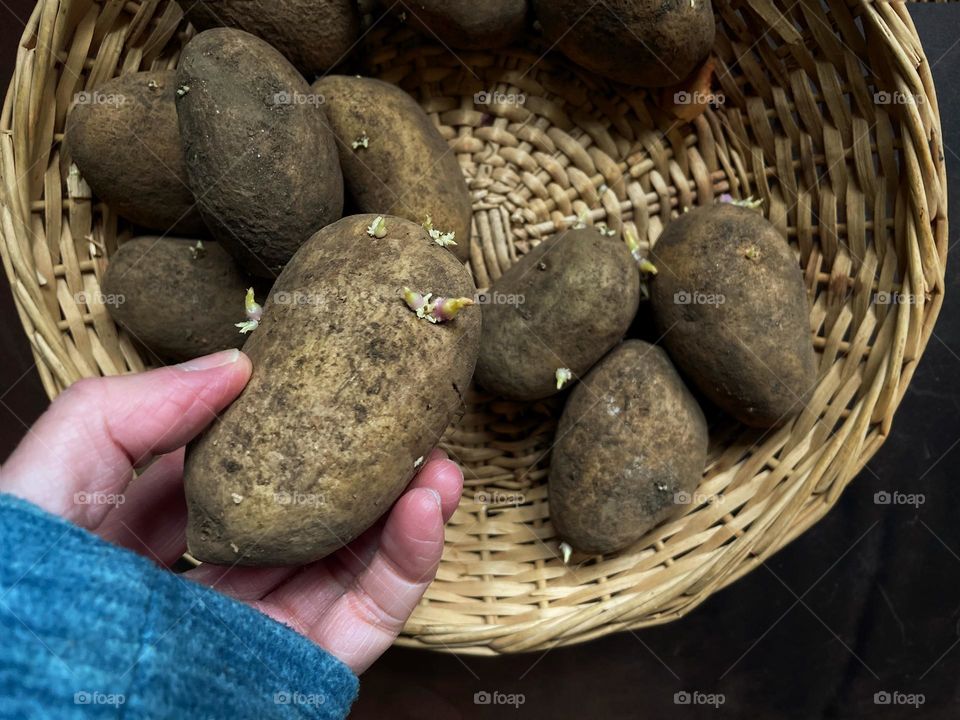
[532,0,715,87]
[312,75,472,263]
[649,204,817,428]
[183,214,481,566]
[394,0,528,49]
[550,340,707,555]
[176,29,343,278]
[101,237,247,362]
[474,228,640,400]
[65,70,203,234]
[184,0,360,77]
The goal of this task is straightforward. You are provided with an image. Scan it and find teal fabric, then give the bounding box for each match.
[0,494,357,719]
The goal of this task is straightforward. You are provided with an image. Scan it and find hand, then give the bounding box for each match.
[0,349,463,674]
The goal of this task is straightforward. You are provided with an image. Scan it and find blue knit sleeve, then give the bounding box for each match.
[0,494,358,719]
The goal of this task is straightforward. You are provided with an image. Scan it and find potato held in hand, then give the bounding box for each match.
[532,0,715,87]
[184,215,481,566]
[475,228,640,400]
[65,70,203,233]
[649,204,817,427]
[177,29,343,278]
[101,238,247,362]
[312,76,472,262]
[184,0,360,77]
[550,340,708,555]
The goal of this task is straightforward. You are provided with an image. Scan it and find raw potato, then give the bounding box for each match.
[649,204,817,427]
[474,228,640,400]
[532,0,715,87]
[176,29,343,278]
[183,214,481,566]
[394,0,528,49]
[312,75,472,263]
[550,340,708,555]
[184,0,360,77]
[65,70,203,234]
[101,237,247,362]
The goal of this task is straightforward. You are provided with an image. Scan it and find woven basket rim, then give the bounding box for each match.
[0,0,949,656]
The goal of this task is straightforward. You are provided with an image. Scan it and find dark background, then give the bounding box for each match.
[2,3,959,719]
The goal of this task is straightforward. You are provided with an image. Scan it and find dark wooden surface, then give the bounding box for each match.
[2,3,959,718]
[0,0,46,459]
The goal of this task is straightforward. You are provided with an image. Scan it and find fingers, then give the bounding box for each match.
[0,350,251,528]
[187,453,464,623]
[94,450,188,567]
[309,487,444,673]
[407,453,463,523]
[325,451,461,581]
[305,484,451,674]
[256,455,462,633]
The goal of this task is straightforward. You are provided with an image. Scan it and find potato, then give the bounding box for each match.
[184,0,360,77]
[649,204,817,427]
[101,237,248,362]
[311,75,472,262]
[183,214,481,566]
[549,340,708,555]
[531,0,715,87]
[176,29,343,278]
[474,228,640,400]
[65,70,203,234]
[392,0,528,49]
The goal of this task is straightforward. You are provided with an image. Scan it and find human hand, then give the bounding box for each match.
[0,349,463,674]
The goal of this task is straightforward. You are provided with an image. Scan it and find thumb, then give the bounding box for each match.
[0,349,251,528]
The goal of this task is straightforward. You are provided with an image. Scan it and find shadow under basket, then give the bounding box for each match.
[0,0,948,655]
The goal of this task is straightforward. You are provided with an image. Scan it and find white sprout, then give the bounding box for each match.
[367,216,387,238]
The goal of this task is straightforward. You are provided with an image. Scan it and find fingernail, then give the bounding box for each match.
[178,349,242,372]
[425,488,442,511]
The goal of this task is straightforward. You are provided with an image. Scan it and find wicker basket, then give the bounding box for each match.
[0,0,947,656]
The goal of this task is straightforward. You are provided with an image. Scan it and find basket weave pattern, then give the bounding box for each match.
[0,0,948,655]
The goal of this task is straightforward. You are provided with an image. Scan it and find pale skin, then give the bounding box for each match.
[0,348,464,674]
